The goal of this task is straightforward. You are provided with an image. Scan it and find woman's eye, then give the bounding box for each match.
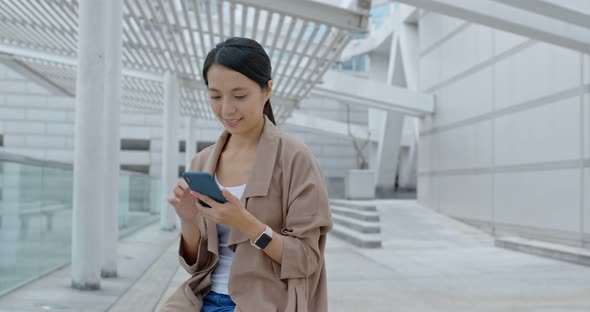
[235,95,247,99]
[210,96,221,100]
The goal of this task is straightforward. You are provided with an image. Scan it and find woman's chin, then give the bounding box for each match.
[223,123,244,135]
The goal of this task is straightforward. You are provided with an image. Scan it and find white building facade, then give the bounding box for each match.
[416,11,590,246]
[0,61,372,198]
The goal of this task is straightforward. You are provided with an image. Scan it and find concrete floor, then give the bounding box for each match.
[2,200,590,311]
[324,200,590,312]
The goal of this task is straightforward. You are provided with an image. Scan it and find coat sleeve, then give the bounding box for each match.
[279,149,333,280]
[177,153,213,275]
[178,216,211,275]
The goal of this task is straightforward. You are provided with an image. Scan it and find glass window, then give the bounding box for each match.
[121,139,150,151]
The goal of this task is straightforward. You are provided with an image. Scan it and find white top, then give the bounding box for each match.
[210,176,246,295]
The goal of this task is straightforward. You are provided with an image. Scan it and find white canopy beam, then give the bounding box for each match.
[0,43,162,81]
[0,55,71,96]
[493,0,590,30]
[286,112,377,142]
[239,0,369,33]
[312,70,434,117]
[396,0,590,54]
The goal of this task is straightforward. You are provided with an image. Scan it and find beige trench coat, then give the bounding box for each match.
[160,116,333,312]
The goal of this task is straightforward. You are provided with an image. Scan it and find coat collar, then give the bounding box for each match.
[201,115,281,253]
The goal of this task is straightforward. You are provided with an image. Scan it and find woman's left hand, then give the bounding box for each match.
[192,189,249,229]
[194,189,282,264]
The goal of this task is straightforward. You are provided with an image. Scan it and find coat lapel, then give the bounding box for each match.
[201,130,229,255]
[231,117,282,247]
[202,116,282,251]
[242,115,281,199]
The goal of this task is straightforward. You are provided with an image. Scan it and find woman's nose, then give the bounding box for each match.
[221,101,237,115]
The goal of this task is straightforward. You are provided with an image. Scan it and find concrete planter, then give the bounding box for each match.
[345,169,375,200]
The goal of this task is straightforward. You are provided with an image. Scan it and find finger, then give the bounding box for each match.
[195,201,217,221]
[178,179,189,191]
[194,199,211,212]
[221,188,240,205]
[194,198,206,209]
[173,187,185,197]
[167,196,180,205]
[194,192,218,208]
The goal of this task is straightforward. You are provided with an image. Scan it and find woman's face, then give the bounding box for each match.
[206,64,271,135]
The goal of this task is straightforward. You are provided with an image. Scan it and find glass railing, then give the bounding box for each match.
[0,152,161,295]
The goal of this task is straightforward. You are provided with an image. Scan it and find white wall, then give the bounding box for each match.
[0,62,221,174]
[284,96,365,179]
[417,13,590,243]
[0,62,366,198]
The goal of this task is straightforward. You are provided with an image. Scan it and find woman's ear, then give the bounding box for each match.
[265,80,273,101]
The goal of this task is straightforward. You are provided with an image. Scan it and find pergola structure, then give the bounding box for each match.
[0,0,369,122]
[0,0,369,290]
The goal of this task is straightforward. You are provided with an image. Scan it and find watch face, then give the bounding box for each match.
[255,233,272,249]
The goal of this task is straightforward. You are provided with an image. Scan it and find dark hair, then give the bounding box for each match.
[202,37,276,125]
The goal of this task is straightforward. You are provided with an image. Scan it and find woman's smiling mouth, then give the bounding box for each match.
[224,118,242,127]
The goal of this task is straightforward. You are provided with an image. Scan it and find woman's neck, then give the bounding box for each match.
[225,117,265,152]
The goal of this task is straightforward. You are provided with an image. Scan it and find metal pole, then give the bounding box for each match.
[101,0,123,278]
[185,116,194,171]
[71,0,107,290]
[161,72,180,231]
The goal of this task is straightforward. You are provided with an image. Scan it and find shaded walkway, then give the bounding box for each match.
[2,200,590,311]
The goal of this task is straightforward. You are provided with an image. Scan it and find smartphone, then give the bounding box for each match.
[181,172,227,208]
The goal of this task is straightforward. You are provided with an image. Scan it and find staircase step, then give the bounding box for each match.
[331,205,380,222]
[495,236,590,267]
[329,199,377,212]
[332,214,380,234]
[330,224,382,248]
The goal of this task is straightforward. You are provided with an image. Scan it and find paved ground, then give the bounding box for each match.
[2,200,590,311]
[324,200,590,312]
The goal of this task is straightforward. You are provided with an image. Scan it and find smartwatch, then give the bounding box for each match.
[251,225,273,250]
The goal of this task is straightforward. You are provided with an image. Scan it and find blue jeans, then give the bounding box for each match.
[200,291,236,312]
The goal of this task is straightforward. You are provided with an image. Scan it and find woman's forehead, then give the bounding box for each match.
[207,64,255,90]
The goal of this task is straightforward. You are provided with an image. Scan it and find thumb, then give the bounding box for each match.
[221,188,240,205]
[167,196,179,207]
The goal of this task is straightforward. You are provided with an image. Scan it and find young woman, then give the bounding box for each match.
[161,37,333,312]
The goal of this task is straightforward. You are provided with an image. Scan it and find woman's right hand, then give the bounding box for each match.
[167,179,200,224]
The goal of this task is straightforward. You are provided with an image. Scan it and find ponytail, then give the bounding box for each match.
[263,99,276,125]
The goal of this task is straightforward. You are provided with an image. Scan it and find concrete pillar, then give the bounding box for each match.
[374,112,404,194]
[101,0,123,278]
[71,0,107,290]
[184,116,194,171]
[399,118,419,190]
[396,24,420,191]
[369,32,405,196]
[368,109,385,171]
[161,72,180,231]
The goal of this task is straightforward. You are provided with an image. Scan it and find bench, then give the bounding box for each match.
[0,201,70,231]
